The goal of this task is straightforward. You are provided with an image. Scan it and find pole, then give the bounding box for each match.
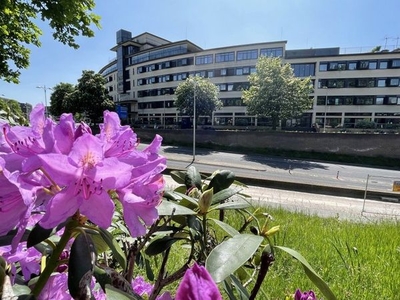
[36,85,51,117]
[323,86,328,133]
[193,79,196,162]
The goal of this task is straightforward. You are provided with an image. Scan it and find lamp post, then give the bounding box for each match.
[323,86,328,133]
[192,79,197,163]
[36,85,52,117]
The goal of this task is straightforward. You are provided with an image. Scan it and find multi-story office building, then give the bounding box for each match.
[99,29,400,129]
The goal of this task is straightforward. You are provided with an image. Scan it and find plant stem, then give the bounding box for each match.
[202,214,207,256]
[31,221,75,297]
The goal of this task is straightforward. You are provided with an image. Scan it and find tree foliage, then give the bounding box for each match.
[0,0,101,83]
[49,70,114,123]
[242,56,313,130]
[0,97,27,125]
[48,83,75,117]
[174,76,222,125]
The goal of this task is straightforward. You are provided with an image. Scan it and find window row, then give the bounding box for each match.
[316,95,400,106]
[217,82,250,92]
[136,67,256,86]
[195,47,283,64]
[318,77,400,88]
[128,44,188,65]
[291,63,315,77]
[319,59,400,72]
[138,88,176,98]
[136,58,192,74]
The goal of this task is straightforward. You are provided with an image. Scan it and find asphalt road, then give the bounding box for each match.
[156,144,400,194]
[139,143,400,218]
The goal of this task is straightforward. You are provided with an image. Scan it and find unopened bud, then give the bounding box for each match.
[199,188,213,214]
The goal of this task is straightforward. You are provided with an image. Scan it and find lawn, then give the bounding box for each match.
[220,206,400,299]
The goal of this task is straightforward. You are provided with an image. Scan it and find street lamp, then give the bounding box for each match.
[36,85,52,117]
[322,86,328,133]
[192,79,197,163]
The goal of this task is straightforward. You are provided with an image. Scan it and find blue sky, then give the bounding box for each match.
[1,0,400,106]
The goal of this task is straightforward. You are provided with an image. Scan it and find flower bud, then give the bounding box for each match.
[198,188,213,214]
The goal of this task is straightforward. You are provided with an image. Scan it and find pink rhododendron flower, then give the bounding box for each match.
[132,276,153,296]
[175,263,222,300]
[294,288,317,300]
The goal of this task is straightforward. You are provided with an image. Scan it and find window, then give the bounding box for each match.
[328,62,338,70]
[377,79,386,87]
[357,79,368,87]
[215,52,234,63]
[208,71,214,78]
[388,96,397,104]
[392,59,400,68]
[292,63,315,77]
[219,84,227,91]
[347,79,356,87]
[227,84,234,91]
[379,61,388,69]
[319,63,328,71]
[338,62,346,70]
[348,62,357,70]
[196,55,213,65]
[358,61,369,69]
[389,78,400,86]
[236,68,243,76]
[220,69,227,76]
[237,49,258,60]
[250,67,256,74]
[376,97,384,105]
[260,47,283,57]
[243,67,250,74]
[369,61,377,69]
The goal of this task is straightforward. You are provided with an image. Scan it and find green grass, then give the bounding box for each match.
[159,207,400,299]
[221,207,400,299]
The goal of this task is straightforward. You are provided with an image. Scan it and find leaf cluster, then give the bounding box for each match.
[50,70,115,122]
[174,76,222,120]
[0,0,101,83]
[242,56,314,129]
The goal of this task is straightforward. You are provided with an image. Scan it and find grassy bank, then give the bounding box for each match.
[220,206,400,299]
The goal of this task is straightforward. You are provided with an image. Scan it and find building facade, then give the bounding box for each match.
[99,30,400,130]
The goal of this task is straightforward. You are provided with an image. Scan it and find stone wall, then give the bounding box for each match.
[135,129,400,159]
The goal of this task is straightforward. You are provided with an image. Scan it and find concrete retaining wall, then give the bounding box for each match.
[135,129,400,159]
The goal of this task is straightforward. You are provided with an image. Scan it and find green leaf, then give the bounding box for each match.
[185,165,202,190]
[169,170,186,184]
[274,246,337,300]
[212,200,251,210]
[145,236,183,256]
[99,228,127,270]
[210,218,240,237]
[157,200,197,216]
[208,170,235,193]
[88,231,109,254]
[211,187,243,205]
[105,284,143,300]
[206,234,263,283]
[27,223,54,248]
[230,274,250,300]
[68,231,96,299]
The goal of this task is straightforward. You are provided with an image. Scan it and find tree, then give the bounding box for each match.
[174,76,222,127]
[49,83,75,117]
[0,97,27,125]
[72,70,115,123]
[0,0,100,83]
[242,56,313,130]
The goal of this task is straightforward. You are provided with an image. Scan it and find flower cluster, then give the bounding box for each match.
[0,104,166,250]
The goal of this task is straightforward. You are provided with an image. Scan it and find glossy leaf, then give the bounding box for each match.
[105,284,143,300]
[208,170,235,193]
[169,170,186,185]
[212,200,251,210]
[185,165,202,190]
[145,236,183,256]
[26,223,54,248]
[230,274,250,300]
[206,234,263,283]
[88,232,109,254]
[211,187,243,205]
[157,200,196,216]
[210,218,239,237]
[99,228,127,270]
[68,231,96,299]
[275,246,337,300]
